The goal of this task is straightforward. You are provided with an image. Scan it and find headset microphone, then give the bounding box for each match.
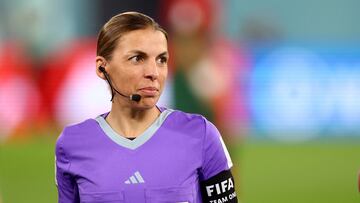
[99,66,141,102]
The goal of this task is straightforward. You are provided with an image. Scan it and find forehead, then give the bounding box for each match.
[115,28,168,54]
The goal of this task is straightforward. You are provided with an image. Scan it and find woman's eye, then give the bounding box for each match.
[157,57,168,65]
[129,55,143,63]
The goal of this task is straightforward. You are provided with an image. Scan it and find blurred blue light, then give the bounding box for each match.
[249,46,360,139]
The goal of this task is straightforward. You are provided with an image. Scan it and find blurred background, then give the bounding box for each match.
[0,0,360,202]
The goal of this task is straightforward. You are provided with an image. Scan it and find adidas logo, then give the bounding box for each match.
[124,171,145,184]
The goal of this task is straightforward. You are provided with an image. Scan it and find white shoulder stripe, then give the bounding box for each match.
[54,156,58,186]
[219,136,233,168]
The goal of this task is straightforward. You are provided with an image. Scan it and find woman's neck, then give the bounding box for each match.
[105,105,160,138]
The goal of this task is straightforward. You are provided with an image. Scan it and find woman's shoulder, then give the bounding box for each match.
[62,117,98,134]
[162,107,217,134]
[164,107,207,123]
[56,116,101,145]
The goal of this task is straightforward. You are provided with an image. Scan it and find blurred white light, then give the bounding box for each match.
[157,77,174,109]
[55,50,110,126]
[0,76,40,139]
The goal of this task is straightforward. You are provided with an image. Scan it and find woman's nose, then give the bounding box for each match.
[144,61,159,81]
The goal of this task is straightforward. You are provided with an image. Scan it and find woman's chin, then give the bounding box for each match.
[135,97,159,109]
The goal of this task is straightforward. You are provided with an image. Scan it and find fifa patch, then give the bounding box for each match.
[200,170,238,203]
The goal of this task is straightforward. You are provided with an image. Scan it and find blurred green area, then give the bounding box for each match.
[237,138,360,203]
[1,137,359,203]
[0,137,58,202]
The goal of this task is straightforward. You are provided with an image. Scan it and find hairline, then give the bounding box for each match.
[98,27,168,60]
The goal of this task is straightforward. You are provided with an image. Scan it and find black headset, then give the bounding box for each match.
[99,66,141,102]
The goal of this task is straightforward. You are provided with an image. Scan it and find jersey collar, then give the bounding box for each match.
[95,108,173,150]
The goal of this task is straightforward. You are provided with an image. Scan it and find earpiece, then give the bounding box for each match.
[99,66,106,73]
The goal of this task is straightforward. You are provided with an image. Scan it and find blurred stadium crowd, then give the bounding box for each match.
[1,0,360,142]
[0,0,250,142]
[1,1,360,202]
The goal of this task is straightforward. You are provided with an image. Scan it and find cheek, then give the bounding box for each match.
[117,69,138,83]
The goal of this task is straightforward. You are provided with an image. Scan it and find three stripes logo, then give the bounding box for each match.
[124,171,145,184]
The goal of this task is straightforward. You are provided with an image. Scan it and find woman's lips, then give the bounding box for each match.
[138,87,158,96]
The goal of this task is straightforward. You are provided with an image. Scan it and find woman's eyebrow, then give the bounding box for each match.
[126,50,168,58]
[127,50,147,56]
[158,51,169,57]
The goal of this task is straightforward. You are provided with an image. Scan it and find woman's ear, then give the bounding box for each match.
[96,56,107,79]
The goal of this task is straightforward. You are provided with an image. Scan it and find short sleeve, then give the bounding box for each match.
[55,130,80,202]
[200,119,233,180]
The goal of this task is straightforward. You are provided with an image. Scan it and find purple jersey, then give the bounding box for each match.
[55,108,233,203]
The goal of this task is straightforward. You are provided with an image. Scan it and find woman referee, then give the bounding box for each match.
[55,11,238,203]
